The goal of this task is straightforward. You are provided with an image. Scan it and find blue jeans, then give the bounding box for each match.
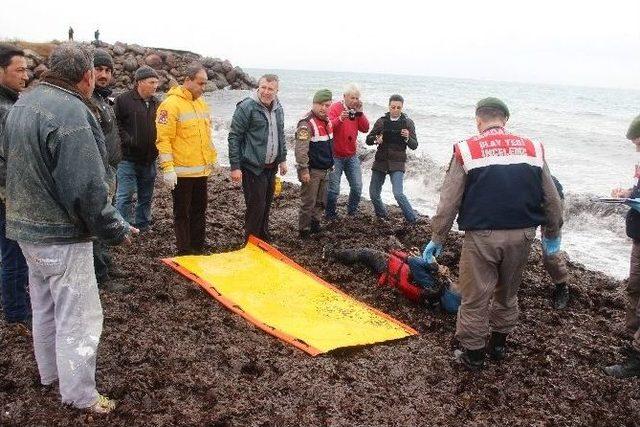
[369,170,417,222]
[0,202,31,323]
[325,155,363,218]
[115,160,157,230]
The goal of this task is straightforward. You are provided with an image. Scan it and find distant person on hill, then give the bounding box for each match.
[0,43,30,335]
[228,74,287,243]
[115,66,160,238]
[323,245,461,313]
[422,97,563,370]
[604,114,640,378]
[91,49,129,292]
[295,89,334,238]
[4,42,138,413]
[156,63,216,255]
[365,94,418,224]
[325,83,370,219]
[68,26,74,41]
[94,29,100,44]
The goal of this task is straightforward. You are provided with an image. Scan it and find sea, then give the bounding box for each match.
[204,68,640,280]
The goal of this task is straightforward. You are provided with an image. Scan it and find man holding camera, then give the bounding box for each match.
[325,83,369,219]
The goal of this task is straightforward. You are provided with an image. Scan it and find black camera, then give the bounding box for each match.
[348,109,357,120]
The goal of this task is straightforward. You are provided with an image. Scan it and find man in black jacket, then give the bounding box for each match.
[114,65,160,234]
[366,94,418,223]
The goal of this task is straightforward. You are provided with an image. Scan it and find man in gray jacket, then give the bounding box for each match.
[4,42,137,414]
[228,74,287,242]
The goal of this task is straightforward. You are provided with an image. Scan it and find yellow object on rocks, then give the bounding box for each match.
[162,237,417,355]
[274,176,282,197]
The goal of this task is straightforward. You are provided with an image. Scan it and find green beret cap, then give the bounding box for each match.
[313,89,332,104]
[626,115,640,140]
[476,97,510,119]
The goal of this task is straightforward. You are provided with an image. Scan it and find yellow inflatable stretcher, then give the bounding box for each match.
[162,236,417,355]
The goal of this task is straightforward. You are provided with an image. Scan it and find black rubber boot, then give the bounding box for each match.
[487,331,508,361]
[603,350,640,378]
[310,220,322,234]
[299,229,311,239]
[552,282,570,310]
[455,347,485,370]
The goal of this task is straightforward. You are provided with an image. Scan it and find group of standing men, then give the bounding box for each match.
[1,39,639,416]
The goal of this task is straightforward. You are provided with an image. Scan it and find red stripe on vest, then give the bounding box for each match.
[379,251,423,303]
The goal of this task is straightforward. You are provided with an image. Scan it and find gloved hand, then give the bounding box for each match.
[422,240,443,263]
[624,198,640,213]
[541,236,561,256]
[163,170,178,190]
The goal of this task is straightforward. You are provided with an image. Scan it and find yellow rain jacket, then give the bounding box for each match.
[155,85,217,177]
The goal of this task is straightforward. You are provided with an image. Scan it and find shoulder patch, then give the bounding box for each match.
[157,109,168,125]
[296,126,311,141]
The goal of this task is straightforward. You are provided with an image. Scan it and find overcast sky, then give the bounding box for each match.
[2,0,639,90]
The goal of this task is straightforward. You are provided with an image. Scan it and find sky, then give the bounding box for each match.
[2,0,639,90]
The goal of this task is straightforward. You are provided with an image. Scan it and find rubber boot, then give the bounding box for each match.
[454,347,485,370]
[487,331,508,361]
[552,282,570,310]
[603,350,640,378]
[310,220,322,234]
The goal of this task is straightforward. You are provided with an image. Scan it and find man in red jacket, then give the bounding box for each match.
[325,83,370,219]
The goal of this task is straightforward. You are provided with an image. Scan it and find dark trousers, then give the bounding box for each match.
[241,166,276,242]
[172,177,208,255]
[0,201,31,323]
[332,247,389,275]
[92,240,111,281]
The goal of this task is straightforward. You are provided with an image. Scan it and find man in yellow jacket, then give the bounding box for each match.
[156,63,216,255]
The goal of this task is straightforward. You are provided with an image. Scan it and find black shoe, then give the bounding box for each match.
[603,351,640,378]
[454,347,485,370]
[552,283,570,310]
[299,229,311,239]
[487,332,508,361]
[310,221,322,234]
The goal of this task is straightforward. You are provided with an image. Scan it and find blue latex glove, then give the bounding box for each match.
[541,236,561,256]
[422,240,443,263]
[624,198,640,213]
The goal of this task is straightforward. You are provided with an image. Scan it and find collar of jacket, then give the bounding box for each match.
[167,85,197,101]
[480,126,506,135]
[310,110,329,124]
[384,112,406,121]
[0,84,19,103]
[94,85,112,99]
[251,90,281,112]
[131,87,158,102]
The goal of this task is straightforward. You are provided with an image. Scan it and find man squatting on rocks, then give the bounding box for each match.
[3,42,138,413]
[156,63,217,255]
[604,114,640,378]
[423,97,563,370]
[295,89,334,238]
[366,94,419,224]
[0,44,31,334]
[325,83,369,219]
[228,74,287,242]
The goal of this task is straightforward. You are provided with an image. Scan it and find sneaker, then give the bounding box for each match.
[603,350,640,379]
[88,394,116,414]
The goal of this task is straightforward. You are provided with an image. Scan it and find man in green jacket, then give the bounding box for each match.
[228,74,287,242]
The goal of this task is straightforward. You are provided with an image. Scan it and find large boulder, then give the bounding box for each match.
[127,44,146,55]
[225,68,237,84]
[112,42,126,56]
[221,59,233,73]
[145,54,163,69]
[165,53,178,69]
[123,56,139,72]
[33,63,48,79]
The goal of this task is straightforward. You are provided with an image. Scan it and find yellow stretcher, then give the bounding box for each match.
[162,236,417,355]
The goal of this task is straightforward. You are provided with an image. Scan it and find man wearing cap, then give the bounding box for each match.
[92,49,128,291]
[422,97,563,370]
[604,114,640,378]
[295,89,334,238]
[114,66,160,237]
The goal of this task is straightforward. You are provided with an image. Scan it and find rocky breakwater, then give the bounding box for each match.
[19,40,258,93]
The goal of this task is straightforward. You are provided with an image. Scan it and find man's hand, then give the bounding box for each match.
[401,129,410,139]
[122,226,140,245]
[163,170,177,190]
[422,240,443,263]
[375,134,383,145]
[541,236,561,256]
[300,171,310,183]
[612,187,632,198]
[230,169,242,183]
[354,100,363,112]
[339,110,349,122]
[279,162,288,176]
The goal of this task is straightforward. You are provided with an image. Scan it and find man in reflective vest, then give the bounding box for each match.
[156,63,216,255]
[423,97,563,370]
[295,89,335,238]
